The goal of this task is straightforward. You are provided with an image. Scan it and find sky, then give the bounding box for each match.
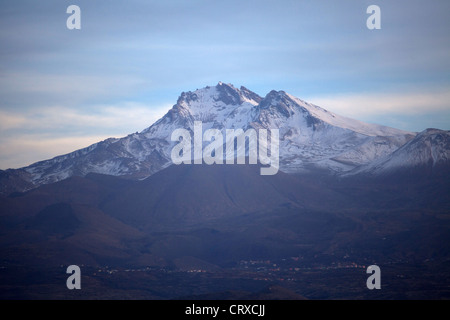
[0,0,449,169]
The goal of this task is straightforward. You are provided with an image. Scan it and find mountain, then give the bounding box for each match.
[2,161,448,268]
[348,128,450,176]
[253,89,414,173]
[0,82,418,195]
[1,155,450,299]
[0,80,449,298]
[98,163,356,232]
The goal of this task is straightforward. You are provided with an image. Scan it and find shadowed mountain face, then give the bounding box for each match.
[0,164,339,265]
[26,203,80,237]
[0,160,449,299]
[1,162,449,269]
[99,163,348,231]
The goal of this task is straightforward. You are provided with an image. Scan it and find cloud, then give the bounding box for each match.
[0,72,147,107]
[0,135,112,169]
[307,88,450,118]
[305,88,450,132]
[0,112,28,131]
[0,102,170,133]
[0,102,171,169]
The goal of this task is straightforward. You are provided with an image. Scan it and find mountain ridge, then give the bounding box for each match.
[348,128,450,176]
[2,82,448,195]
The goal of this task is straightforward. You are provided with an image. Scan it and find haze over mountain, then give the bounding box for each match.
[3,82,444,196]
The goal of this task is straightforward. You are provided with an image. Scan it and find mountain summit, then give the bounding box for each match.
[350,128,450,176]
[1,82,447,195]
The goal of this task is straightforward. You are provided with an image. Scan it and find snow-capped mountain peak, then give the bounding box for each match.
[349,128,450,175]
[257,90,409,137]
[177,82,261,113]
[157,83,263,132]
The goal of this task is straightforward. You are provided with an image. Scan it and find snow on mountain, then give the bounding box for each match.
[0,82,423,193]
[19,83,263,187]
[142,82,261,137]
[348,128,450,175]
[250,89,414,173]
